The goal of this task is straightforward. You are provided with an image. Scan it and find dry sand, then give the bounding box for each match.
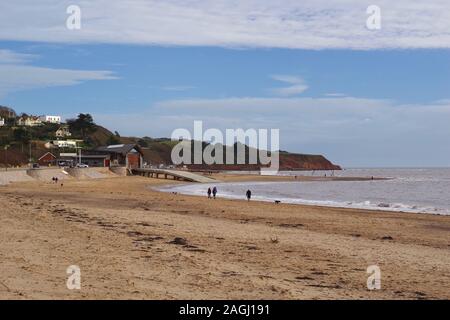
[0,174,449,300]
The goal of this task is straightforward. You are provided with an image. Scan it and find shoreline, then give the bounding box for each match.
[1,175,449,299]
[156,185,450,216]
[155,174,447,216]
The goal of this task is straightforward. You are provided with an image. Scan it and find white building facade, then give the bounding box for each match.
[52,140,78,148]
[0,117,5,126]
[39,115,61,124]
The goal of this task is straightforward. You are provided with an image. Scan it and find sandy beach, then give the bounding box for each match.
[1,174,450,300]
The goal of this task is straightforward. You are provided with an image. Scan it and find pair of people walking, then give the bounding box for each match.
[207,186,252,201]
[207,186,218,199]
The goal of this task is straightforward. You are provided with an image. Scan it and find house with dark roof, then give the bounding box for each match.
[55,125,72,138]
[94,144,144,169]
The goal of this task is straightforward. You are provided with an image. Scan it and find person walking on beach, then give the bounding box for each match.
[212,186,217,199]
[207,187,212,199]
[246,189,252,201]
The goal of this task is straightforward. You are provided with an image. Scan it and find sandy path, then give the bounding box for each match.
[0,176,449,299]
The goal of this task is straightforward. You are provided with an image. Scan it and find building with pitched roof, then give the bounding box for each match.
[94,144,144,169]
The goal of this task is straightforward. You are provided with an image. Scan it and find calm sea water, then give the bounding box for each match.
[159,168,450,215]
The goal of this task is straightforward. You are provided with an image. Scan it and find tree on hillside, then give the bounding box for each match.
[67,113,97,139]
[137,138,149,147]
[5,118,16,126]
[13,127,32,153]
[13,127,31,144]
[0,106,17,119]
[106,134,120,145]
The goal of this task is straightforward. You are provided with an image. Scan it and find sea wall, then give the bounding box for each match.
[0,167,118,185]
[65,168,117,179]
[26,168,72,182]
[0,170,34,185]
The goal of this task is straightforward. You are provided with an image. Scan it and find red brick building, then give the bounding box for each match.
[38,152,57,166]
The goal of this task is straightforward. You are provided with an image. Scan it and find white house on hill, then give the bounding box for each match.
[0,117,5,126]
[39,115,61,124]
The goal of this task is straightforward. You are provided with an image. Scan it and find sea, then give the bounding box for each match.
[158,168,450,215]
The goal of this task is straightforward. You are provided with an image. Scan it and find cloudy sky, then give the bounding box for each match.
[1,1,450,167]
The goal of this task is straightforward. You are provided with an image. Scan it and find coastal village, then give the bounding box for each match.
[0,109,145,171]
[0,107,156,174]
[0,105,341,174]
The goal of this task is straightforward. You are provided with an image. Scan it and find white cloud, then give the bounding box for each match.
[0,49,117,97]
[270,75,308,96]
[0,1,449,49]
[0,49,36,64]
[324,93,347,97]
[161,85,195,91]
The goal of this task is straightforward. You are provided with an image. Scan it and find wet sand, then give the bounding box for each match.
[0,175,449,299]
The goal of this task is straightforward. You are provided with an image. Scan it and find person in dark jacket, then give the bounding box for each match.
[207,187,212,199]
[246,189,252,201]
[212,186,217,199]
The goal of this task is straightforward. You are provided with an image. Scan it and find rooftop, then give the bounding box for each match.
[95,144,143,155]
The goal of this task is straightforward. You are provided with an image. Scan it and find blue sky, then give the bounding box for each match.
[1,1,450,167]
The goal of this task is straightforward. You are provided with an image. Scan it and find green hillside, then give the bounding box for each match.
[0,109,340,170]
